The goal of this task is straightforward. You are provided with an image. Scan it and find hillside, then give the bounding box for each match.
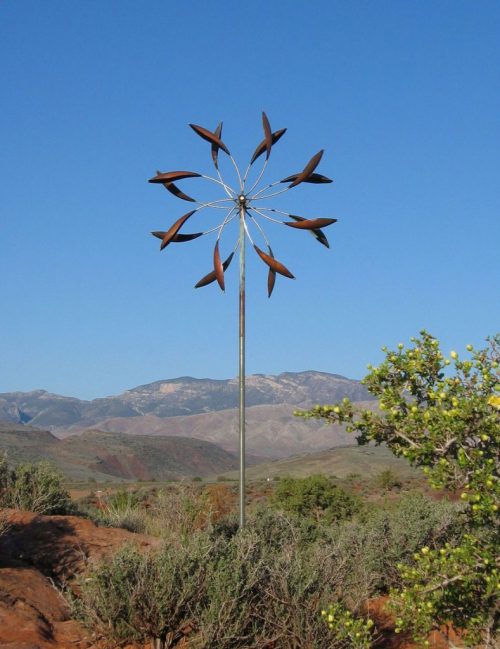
[221,444,421,481]
[0,371,372,431]
[0,425,239,481]
[81,402,362,458]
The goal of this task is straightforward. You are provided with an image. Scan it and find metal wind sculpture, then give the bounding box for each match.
[149,114,336,527]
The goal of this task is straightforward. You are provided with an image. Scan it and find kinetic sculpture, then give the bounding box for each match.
[149,114,335,527]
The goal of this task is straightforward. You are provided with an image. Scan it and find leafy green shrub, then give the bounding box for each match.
[375,468,402,490]
[0,453,71,515]
[75,508,374,648]
[74,535,212,648]
[85,489,148,533]
[299,332,500,647]
[321,603,376,649]
[271,474,362,523]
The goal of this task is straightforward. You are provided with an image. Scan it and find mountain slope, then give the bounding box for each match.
[0,424,239,481]
[0,371,372,431]
[82,402,361,458]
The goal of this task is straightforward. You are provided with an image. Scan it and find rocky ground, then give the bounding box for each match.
[0,509,158,649]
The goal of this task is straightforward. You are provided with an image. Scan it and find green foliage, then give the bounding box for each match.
[94,489,148,533]
[391,534,499,647]
[375,468,402,490]
[298,332,500,646]
[271,474,361,523]
[74,496,462,648]
[74,537,211,647]
[321,603,375,649]
[0,452,71,515]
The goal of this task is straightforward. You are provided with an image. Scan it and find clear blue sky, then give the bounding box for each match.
[1,1,499,399]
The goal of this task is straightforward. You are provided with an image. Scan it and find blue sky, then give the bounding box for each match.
[1,1,499,399]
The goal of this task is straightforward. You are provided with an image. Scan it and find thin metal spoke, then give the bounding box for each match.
[216,207,237,242]
[249,179,281,200]
[203,207,236,235]
[247,212,272,248]
[200,173,237,197]
[242,212,255,246]
[251,186,291,201]
[195,197,236,210]
[245,158,269,197]
[248,206,286,226]
[241,163,252,187]
[229,155,244,192]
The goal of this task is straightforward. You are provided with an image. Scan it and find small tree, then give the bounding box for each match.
[271,474,361,523]
[297,331,499,647]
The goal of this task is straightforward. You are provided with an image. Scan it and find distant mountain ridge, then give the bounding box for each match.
[0,371,371,431]
[0,422,239,482]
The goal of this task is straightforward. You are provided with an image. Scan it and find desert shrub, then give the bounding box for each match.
[0,453,71,515]
[375,468,402,490]
[321,603,376,649]
[75,509,365,648]
[75,535,212,648]
[299,332,500,647]
[146,484,212,538]
[93,489,149,533]
[271,474,362,523]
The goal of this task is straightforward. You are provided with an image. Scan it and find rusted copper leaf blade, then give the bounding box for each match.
[189,123,230,155]
[162,181,196,202]
[289,150,324,188]
[262,112,272,160]
[195,252,235,289]
[149,171,201,184]
[284,217,337,230]
[280,172,332,184]
[213,240,225,291]
[211,122,223,169]
[250,128,287,165]
[159,210,197,250]
[267,246,276,297]
[254,245,294,279]
[152,231,203,243]
[286,215,330,248]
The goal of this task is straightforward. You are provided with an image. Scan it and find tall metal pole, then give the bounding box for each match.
[238,200,246,528]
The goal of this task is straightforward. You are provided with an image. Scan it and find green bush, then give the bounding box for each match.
[74,496,463,649]
[85,489,149,533]
[0,453,71,515]
[271,474,362,523]
[375,469,402,490]
[299,332,500,646]
[74,535,212,648]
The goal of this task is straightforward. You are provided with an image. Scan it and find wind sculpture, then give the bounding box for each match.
[149,113,336,527]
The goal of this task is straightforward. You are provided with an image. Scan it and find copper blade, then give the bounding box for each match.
[189,123,230,155]
[286,215,330,248]
[211,122,223,169]
[250,128,287,165]
[267,246,276,297]
[254,245,294,279]
[149,171,201,184]
[152,231,203,243]
[158,210,197,250]
[164,182,196,202]
[288,150,324,188]
[280,172,332,184]
[262,112,272,160]
[213,240,225,291]
[284,217,337,230]
[161,180,196,202]
[194,252,234,289]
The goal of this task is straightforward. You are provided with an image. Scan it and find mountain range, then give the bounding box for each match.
[0,371,376,480]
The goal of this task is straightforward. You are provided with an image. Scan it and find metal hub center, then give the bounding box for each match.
[237,194,247,207]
